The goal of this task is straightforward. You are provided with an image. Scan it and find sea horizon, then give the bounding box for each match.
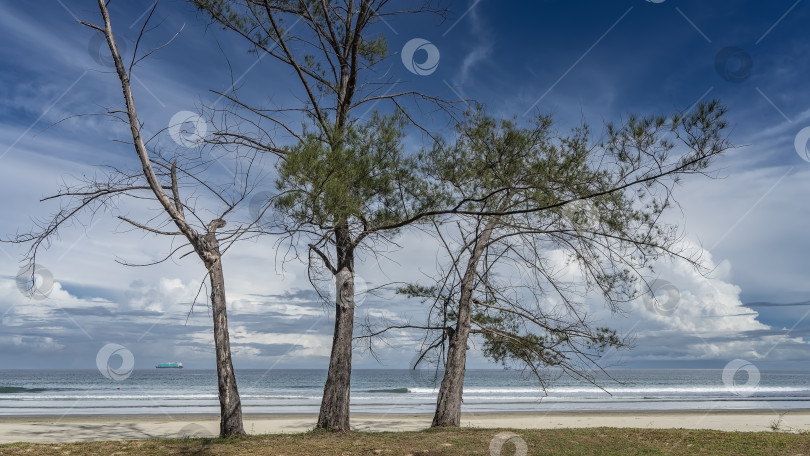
[3,368,810,417]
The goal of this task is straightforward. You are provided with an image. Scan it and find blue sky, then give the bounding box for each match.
[1,0,810,373]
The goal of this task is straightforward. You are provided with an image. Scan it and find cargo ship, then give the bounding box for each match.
[155,361,183,368]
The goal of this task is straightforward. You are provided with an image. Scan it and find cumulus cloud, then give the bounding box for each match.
[629,248,768,334]
[603,241,810,365]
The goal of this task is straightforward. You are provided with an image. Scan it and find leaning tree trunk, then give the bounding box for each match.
[432,282,473,427]
[317,224,355,431]
[206,238,246,437]
[432,212,504,427]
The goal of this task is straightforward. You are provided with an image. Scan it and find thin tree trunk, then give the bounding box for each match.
[208,243,246,437]
[432,211,505,427]
[431,281,472,426]
[93,0,246,438]
[317,224,355,431]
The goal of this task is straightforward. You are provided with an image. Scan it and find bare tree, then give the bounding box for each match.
[386,103,733,426]
[3,0,271,437]
[192,0,456,431]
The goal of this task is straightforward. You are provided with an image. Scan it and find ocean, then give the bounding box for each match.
[2,369,810,416]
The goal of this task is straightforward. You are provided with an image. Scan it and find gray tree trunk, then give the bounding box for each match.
[431,281,472,426]
[206,233,246,437]
[317,224,355,431]
[92,0,246,438]
[432,213,503,427]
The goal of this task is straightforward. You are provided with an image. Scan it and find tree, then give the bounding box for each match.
[5,0,259,437]
[275,110,442,429]
[396,103,732,427]
[192,0,452,431]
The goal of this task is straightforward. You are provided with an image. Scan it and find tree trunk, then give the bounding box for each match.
[208,251,246,437]
[432,211,505,427]
[431,282,472,426]
[317,224,355,431]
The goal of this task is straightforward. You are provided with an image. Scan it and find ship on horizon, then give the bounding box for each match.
[155,361,183,369]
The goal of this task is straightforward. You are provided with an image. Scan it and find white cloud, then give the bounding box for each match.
[458,44,492,86]
[628,247,768,335]
[454,1,492,86]
[0,334,64,352]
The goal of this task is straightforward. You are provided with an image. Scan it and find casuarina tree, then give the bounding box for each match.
[395,103,732,427]
[192,0,453,430]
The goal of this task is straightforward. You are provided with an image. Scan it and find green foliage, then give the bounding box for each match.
[274,111,435,233]
[474,305,622,369]
[359,33,388,65]
[420,108,557,209]
[475,310,563,367]
[409,102,730,379]
[396,283,440,300]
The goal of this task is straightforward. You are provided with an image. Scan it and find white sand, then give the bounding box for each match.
[1,411,809,444]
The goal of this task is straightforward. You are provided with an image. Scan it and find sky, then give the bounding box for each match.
[1,0,809,375]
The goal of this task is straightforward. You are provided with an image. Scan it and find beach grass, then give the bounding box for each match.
[1,427,809,455]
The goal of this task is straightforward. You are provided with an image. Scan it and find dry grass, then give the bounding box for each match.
[1,427,809,455]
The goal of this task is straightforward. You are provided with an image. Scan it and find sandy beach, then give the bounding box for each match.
[1,410,809,444]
